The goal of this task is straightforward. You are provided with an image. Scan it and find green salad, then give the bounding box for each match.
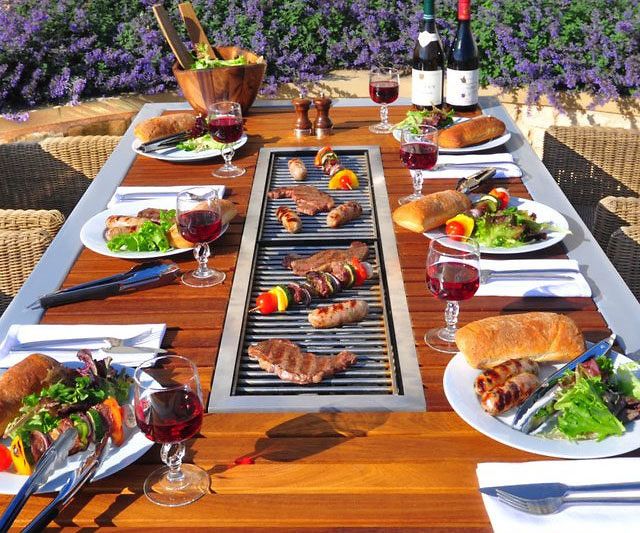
[107,209,176,252]
[473,206,558,248]
[394,108,455,134]
[176,133,225,152]
[190,43,248,70]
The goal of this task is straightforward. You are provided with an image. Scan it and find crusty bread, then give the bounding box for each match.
[392,190,471,233]
[168,199,238,248]
[438,116,506,149]
[456,312,585,369]
[134,113,197,142]
[0,354,67,436]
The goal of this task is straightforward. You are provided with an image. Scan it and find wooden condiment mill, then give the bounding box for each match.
[313,94,333,138]
[292,97,313,137]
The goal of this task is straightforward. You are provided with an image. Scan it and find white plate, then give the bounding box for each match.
[444,350,639,459]
[132,134,248,162]
[392,119,511,154]
[0,364,154,494]
[424,196,569,255]
[80,198,229,260]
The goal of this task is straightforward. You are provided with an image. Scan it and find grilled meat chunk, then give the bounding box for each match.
[276,206,302,233]
[474,358,539,395]
[285,241,369,276]
[268,185,335,215]
[247,339,357,384]
[137,208,163,224]
[480,372,540,416]
[308,300,369,329]
[326,201,363,228]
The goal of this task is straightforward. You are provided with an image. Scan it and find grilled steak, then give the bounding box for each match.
[284,241,369,276]
[247,339,357,384]
[268,185,335,215]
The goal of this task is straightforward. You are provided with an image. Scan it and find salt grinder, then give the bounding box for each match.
[292,97,313,137]
[313,95,333,138]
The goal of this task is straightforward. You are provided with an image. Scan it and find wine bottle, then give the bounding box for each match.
[412,0,445,109]
[446,0,479,113]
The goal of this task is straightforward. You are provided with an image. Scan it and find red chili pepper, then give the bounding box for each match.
[256,292,278,314]
[0,444,11,472]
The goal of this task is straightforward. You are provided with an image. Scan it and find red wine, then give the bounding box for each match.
[400,142,438,170]
[209,116,243,143]
[446,0,479,113]
[369,80,399,104]
[412,0,445,109]
[426,261,479,301]
[178,209,221,243]
[136,389,204,444]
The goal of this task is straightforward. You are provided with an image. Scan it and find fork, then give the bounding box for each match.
[12,329,154,351]
[495,483,640,515]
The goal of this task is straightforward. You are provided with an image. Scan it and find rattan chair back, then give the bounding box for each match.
[607,225,640,301]
[592,196,640,249]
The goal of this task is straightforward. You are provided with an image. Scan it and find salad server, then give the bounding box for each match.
[512,334,616,432]
[455,167,497,195]
[0,428,78,531]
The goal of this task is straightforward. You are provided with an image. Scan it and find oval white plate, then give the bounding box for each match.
[132,134,248,162]
[444,349,639,459]
[80,198,229,260]
[424,196,569,255]
[0,364,154,494]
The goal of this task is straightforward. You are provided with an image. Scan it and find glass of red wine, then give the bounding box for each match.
[134,355,208,506]
[424,235,480,353]
[176,186,225,288]
[368,67,400,134]
[398,126,438,205]
[208,100,245,178]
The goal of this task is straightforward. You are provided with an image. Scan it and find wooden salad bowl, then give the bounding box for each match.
[173,46,266,115]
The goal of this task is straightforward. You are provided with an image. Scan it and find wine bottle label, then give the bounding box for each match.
[412,68,443,107]
[418,30,439,47]
[446,68,479,106]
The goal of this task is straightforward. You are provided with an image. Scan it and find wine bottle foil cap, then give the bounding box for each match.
[458,0,471,20]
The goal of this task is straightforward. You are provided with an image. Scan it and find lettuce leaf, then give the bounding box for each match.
[616,362,640,400]
[176,133,225,152]
[106,209,175,252]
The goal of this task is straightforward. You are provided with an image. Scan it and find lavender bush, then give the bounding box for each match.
[0,0,638,116]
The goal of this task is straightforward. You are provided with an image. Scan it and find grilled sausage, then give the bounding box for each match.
[276,206,302,233]
[326,201,363,228]
[288,158,307,181]
[474,358,539,395]
[480,372,540,416]
[105,226,139,241]
[105,215,150,229]
[308,299,368,329]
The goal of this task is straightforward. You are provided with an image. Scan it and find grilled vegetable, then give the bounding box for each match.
[256,292,278,315]
[0,444,11,472]
[315,146,360,188]
[489,187,510,209]
[328,169,359,190]
[10,435,31,475]
[102,397,124,446]
[445,213,475,237]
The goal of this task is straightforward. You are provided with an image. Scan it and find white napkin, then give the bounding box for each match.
[107,185,226,208]
[477,259,592,297]
[477,458,640,533]
[415,153,521,179]
[0,323,166,367]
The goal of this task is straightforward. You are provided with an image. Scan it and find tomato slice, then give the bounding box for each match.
[256,292,277,314]
[0,444,11,472]
[103,397,125,447]
[445,220,465,236]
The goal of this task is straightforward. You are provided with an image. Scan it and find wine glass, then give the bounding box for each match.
[134,355,208,507]
[398,126,438,205]
[368,67,400,134]
[424,235,480,353]
[176,186,225,288]
[209,101,245,178]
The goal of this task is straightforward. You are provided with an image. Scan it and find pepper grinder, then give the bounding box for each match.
[292,97,313,137]
[313,95,333,138]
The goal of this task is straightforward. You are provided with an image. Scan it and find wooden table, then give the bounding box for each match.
[2,99,638,530]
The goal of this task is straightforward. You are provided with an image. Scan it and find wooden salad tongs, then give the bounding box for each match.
[178,2,220,60]
[152,4,193,69]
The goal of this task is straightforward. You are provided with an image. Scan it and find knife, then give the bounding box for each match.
[102,345,167,355]
[479,481,640,499]
[0,428,78,531]
[22,435,111,533]
[511,334,617,431]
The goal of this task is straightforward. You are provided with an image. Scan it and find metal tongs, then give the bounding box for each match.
[455,167,497,195]
[138,131,191,153]
[0,428,78,531]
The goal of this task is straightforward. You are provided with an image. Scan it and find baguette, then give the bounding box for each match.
[134,113,197,143]
[0,354,69,436]
[438,116,506,149]
[168,199,238,248]
[392,190,471,233]
[456,312,585,369]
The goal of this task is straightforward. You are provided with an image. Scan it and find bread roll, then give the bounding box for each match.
[438,116,506,149]
[392,190,471,233]
[0,354,68,436]
[168,199,238,248]
[456,312,585,369]
[134,113,197,143]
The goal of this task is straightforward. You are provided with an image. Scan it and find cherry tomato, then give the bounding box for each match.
[256,292,278,314]
[445,220,465,237]
[0,444,11,472]
[350,258,368,286]
[489,188,510,209]
[339,175,353,190]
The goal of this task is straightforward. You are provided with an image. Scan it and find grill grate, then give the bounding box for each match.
[209,146,426,413]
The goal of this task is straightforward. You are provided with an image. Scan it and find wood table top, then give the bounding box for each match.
[1,103,628,530]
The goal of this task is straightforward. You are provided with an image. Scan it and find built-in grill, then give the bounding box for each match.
[209,146,425,412]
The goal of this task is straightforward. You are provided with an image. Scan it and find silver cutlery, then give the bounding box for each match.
[102,345,167,355]
[480,268,577,284]
[114,191,179,202]
[11,330,154,351]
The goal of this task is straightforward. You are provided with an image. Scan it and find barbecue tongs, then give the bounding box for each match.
[138,131,191,153]
[455,167,497,195]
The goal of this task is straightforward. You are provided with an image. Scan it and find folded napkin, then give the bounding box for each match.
[477,458,640,533]
[477,259,591,297]
[0,323,166,368]
[415,153,521,179]
[107,185,226,208]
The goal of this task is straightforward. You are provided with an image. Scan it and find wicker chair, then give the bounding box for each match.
[542,126,640,229]
[0,209,65,315]
[606,225,640,300]
[0,135,121,217]
[592,196,640,249]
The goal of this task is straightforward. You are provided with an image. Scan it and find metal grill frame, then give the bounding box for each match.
[208,146,426,412]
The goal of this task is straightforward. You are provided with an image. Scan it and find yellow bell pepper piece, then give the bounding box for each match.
[269,286,289,312]
[445,213,475,237]
[10,435,32,476]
